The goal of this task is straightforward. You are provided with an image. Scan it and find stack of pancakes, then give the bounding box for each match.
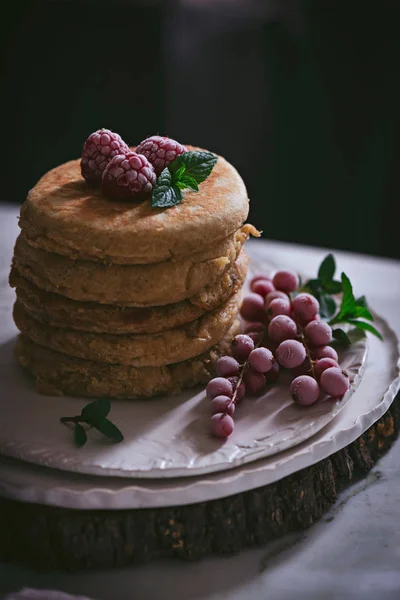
[10,148,257,399]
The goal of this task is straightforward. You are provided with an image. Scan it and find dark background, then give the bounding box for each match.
[2,0,399,258]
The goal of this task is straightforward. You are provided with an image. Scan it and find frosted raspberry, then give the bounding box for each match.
[136,135,187,175]
[81,128,130,184]
[101,152,156,201]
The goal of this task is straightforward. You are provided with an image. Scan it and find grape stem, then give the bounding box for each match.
[224,329,266,416]
[298,328,316,379]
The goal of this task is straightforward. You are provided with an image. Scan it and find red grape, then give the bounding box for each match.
[240,293,265,322]
[267,297,291,319]
[272,270,299,293]
[243,369,266,395]
[314,357,339,380]
[291,375,320,405]
[251,279,276,297]
[268,315,297,343]
[210,413,235,438]
[305,320,332,346]
[231,334,255,362]
[291,359,312,378]
[265,290,288,308]
[248,347,274,373]
[320,367,350,397]
[291,293,319,321]
[243,322,265,334]
[206,377,233,400]
[215,356,240,377]
[210,395,235,416]
[250,274,272,288]
[265,360,280,383]
[276,339,306,368]
[312,345,339,361]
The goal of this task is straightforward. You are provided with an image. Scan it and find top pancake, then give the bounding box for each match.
[20,146,249,265]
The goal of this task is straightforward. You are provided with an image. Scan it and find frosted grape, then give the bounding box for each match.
[291,293,319,321]
[216,356,240,377]
[314,357,339,380]
[239,293,265,322]
[210,395,235,416]
[248,347,274,373]
[272,270,299,293]
[265,360,280,383]
[268,315,297,343]
[291,375,320,405]
[231,334,255,362]
[243,369,266,395]
[243,322,265,334]
[206,377,233,400]
[251,279,276,297]
[210,413,235,438]
[276,339,306,368]
[291,359,311,378]
[265,290,288,308]
[305,320,332,346]
[250,274,272,288]
[312,345,339,361]
[247,331,262,344]
[320,367,350,397]
[267,297,291,319]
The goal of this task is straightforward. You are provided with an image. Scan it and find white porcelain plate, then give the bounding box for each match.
[0,321,367,479]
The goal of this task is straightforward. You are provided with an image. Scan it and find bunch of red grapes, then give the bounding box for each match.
[207,270,350,438]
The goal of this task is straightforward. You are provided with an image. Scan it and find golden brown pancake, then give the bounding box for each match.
[13,226,255,306]
[15,321,241,399]
[11,251,248,334]
[13,290,241,367]
[19,146,249,264]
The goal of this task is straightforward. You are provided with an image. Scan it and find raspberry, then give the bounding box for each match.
[81,128,130,184]
[136,135,187,175]
[101,152,156,201]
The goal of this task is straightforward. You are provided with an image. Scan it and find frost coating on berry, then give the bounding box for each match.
[136,135,187,175]
[291,375,320,406]
[101,152,156,201]
[81,129,130,184]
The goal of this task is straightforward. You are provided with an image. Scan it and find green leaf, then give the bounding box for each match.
[332,328,351,347]
[174,164,186,179]
[81,398,110,423]
[319,294,336,319]
[356,295,368,307]
[169,151,217,185]
[74,423,87,447]
[347,319,383,340]
[318,254,336,283]
[151,168,182,208]
[331,272,357,323]
[352,305,374,321]
[322,280,342,294]
[175,175,199,192]
[94,418,124,443]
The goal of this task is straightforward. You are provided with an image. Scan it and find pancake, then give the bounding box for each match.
[10,251,248,334]
[15,321,241,399]
[19,146,249,264]
[13,289,241,367]
[13,225,255,306]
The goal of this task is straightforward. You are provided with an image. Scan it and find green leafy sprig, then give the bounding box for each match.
[151,151,217,208]
[302,254,382,345]
[60,398,124,448]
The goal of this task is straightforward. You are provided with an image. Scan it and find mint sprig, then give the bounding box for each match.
[151,151,217,208]
[60,399,124,448]
[303,254,382,343]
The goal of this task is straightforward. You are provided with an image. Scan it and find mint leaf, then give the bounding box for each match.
[323,280,342,294]
[347,319,383,340]
[319,294,336,319]
[340,272,357,314]
[175,175,199,192]
[152,168,182,208]
[94,418,124,443]
[81,398,110,423]
[318,254,335,283]
[332,328,351,347]
[74,423,87,447]
[169,151,217,184]
[352,305,374,321]
[356,295,368,307]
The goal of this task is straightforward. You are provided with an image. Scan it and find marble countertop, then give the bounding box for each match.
[1,204,400,600]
